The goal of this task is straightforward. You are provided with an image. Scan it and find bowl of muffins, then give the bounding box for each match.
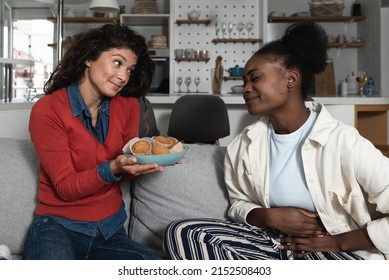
[122,136,189,166]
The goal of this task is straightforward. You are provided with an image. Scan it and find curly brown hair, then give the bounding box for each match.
[44,24,155,99]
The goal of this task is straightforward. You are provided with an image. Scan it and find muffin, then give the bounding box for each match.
[152,145,170,155]
[152,136,171,147]
[131,140,151,155]
[167,137,179,149]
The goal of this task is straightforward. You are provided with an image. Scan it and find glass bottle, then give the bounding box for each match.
[367,77,375,96]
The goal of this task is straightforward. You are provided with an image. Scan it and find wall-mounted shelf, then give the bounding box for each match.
[224,76,242,81]
[212,38,262,44]
[328,42,365,48]
[268,16,366,23]
[48,17,119,23]
[121,14,170,26]
[175,19,212,26]
[174,58,210,63]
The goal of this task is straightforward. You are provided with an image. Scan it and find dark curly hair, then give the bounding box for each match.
[255,22,328,100]
[44,24,155,99]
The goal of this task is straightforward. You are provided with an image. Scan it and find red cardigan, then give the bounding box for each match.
[29,88,139,221]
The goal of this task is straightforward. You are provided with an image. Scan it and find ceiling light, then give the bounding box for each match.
[33,0,91,3]
[89,0,119,13]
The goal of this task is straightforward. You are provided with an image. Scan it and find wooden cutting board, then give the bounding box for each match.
[314,58,336,97]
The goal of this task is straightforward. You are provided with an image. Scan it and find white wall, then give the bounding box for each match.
[381,7,389,95]
[0,109,31,140]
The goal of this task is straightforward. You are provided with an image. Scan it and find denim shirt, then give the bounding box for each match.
[48,83,126,239]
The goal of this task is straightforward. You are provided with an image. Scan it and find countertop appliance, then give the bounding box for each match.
[149,49,169,93]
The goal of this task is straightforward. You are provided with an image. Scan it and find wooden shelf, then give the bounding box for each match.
[175,19,212,26]
[212,38,262,44]
[224,76,242,81]
[47,17,119,23]
[268,16,366,23]
[174,58,210,63]
[328,42,365,48]
[120,14,170,26]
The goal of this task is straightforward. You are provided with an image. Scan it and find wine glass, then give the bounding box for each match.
[176,76,183,93]
[356,70,368,97]
[227,22,234,38]
[185,76,192,93]
[221,22,227,38]
[215,22,221,38]
[245,21,254,38]
[236,21,245,38]
[194,77,200,93]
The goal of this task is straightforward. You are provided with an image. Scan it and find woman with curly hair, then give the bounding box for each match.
[23,24,162,260]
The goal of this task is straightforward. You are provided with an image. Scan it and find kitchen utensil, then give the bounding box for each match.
[124,145,189,166]
[199,50,209,58]
[194,50,201,58]
[231,85,243,93]
[227,65,244,77]
[236,21,245,38]
[228,22,234,38]
[212,56,223,94]
[356,70,368,97]
[314,58,336,97]
[185,76,192,93]
[174,49,184,58]
[187,10,201,20]
[245,21,254,38]
[221,22,227,38]
[268,11,286,17]
[215,22,221,38]
[194,77,200,93]
[176,76,183,93]
[185,48,194,58]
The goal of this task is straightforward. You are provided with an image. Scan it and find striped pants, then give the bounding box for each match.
[164,218,363,260]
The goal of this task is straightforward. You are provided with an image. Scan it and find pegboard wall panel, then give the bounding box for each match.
[171,0,264,93]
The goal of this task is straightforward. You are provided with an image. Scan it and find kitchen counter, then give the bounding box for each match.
[1,94,389,146]
[312,96,389,105]
[146,93,389,105]
[1,94,389,110]
[145,94,389,146]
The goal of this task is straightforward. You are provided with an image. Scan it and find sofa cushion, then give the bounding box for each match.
[0,138,39,256]
[129,144,230,257]
[0,138,133,258]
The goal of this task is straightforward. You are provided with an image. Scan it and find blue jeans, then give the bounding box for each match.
[23,216,161,260]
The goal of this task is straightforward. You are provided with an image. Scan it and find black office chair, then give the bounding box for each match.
[138,97,160,137]
[167,95,230,145]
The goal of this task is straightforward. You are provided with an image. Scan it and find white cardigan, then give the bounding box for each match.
[225,102,389,260]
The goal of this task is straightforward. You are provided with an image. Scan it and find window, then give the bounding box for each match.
[1,6,54,102]
[12,19,54,101]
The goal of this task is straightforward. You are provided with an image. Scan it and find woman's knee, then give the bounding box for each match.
[23,216,78,260]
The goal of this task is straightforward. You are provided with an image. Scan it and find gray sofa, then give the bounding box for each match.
[0,137,230,259]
